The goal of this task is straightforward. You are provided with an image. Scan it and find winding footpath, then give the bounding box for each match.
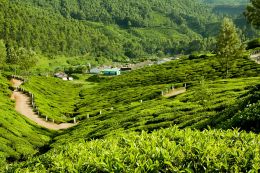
[250,53,260,64]
[163,87,186,98]
[11,78,76,130]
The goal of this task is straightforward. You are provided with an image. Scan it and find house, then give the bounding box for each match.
[102,68,121,76]
[54,72,68,80]
[89,68,100,74]
[120,67,132,71]
[68,77,74,81]
[54,72,73,81]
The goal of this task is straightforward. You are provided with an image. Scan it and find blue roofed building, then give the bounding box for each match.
[102,68,121,76]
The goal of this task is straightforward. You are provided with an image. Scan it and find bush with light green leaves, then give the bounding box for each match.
[9,126,260,172]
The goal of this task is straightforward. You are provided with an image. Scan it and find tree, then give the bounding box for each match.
[6,47,37,73]
[16,48,38,71]
[64,66,74,76]
[0,40,6,70]
[245,0,260,28]
[6,46,18,65]
[216,18,244,78]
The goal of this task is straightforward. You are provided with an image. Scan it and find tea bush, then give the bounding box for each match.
[21,76,81,123]
[9,126,260,172]
[52,77,260,144]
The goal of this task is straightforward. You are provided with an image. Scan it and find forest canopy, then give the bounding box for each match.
[0,0,257,61]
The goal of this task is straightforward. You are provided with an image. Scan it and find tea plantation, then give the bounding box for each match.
[8,127,260,172]
[50,77,260,145]
[21,77,82,123]
[3,54,260,172]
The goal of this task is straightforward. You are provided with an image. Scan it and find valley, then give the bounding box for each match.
[2,52,260,171]
[0,0,260,172]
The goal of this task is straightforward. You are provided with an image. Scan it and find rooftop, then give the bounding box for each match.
[102,68,120,72]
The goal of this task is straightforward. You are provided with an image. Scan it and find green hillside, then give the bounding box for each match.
[212,83,260,131]
[0,0,257,61]
[0,1,145,58]
[0,0,217,61]
[3,55,260,171]
[11,0,217,28]
[18,54,260,139]
[6,48,259,171]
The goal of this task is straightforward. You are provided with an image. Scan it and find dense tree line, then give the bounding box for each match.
[0,0,218,59]
[0,1,120,57]
[0,0,258,61]
[0,39,37,72]
[11,0,218,29]
[0,0,222,61]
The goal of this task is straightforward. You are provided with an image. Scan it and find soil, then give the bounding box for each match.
[163,87,186,98]
[250,53,260,64]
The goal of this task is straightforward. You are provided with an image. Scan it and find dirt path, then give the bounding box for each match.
[163,87,186,98]
[11,79,76,130]
[250,53,260,64]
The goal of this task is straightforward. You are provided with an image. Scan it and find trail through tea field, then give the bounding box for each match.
[163,87,186,98]
[250,53,260,64]
[11,79,76,130]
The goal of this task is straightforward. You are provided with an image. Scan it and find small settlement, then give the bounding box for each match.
[89,67,123,76]
[54,56,179,79]
[88,57,179,76]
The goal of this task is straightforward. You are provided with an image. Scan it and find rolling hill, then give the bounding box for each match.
[6,54,260,172]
